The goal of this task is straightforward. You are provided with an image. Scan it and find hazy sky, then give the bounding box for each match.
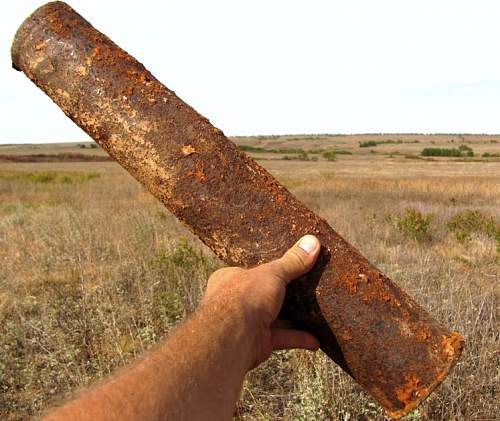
[1,0,500,144]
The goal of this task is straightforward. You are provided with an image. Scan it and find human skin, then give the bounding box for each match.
[43,235,321,421]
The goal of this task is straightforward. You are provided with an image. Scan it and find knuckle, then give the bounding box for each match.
[212,266,244,279]
[286,249,306,270]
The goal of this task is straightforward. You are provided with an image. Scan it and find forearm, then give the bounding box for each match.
[43,235,321,420]
[44,296,256,421]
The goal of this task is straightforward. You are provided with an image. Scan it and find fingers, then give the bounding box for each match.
[266,235,321,284]
[271,328,320,351]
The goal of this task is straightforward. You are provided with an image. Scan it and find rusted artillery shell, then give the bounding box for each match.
[11,2,463,418]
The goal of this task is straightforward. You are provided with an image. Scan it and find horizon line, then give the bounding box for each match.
[2,132,500,145]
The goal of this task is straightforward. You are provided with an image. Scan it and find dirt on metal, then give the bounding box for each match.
[11,2,463,418]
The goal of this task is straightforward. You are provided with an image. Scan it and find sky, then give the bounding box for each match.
[1,0,500,144]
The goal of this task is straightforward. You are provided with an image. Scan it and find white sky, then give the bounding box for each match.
[1,1,500,144]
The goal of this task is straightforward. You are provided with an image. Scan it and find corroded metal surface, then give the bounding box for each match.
[11,2,463,418]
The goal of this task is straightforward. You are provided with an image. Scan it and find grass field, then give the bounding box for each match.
[0,135,499,420]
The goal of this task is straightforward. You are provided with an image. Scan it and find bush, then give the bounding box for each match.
[238,145,267,153]
[447,210,499,243]
[359,141,377,148]
[422,148,461,157]
[458,145,474,157]
[359,139,418,148]
[322,150,336,161]
[482,152,500,158]
[421,145,475,157]
[395,208,433,241]
[281,151,313,161]
[90,143,98,149]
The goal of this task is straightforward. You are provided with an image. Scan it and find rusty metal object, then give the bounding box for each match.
[11,2,463,418]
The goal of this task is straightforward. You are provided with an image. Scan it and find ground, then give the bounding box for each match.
[0,134,498,420]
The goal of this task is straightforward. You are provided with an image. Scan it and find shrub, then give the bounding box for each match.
[281,151,313,161]
[422,148,461,157]
[421,145,475,157]
[90,143,98,149]
[447,210,499,243]
[359,140,418,148]
[238,145,267,153]
[395,208,433,241]
[482,152,500,158]
[322,150,336,161]
[458,144,474,157]
[359,141,377,148]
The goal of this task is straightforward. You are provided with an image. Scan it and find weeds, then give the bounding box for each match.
[0,163,498,420]
[322,150,337,161]
[447,210,499,244]
[281,151,316,161]
[394,208,434,241]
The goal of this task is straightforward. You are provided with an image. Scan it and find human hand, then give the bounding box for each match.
[203,235,321,368]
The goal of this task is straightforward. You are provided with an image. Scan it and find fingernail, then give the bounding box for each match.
[298,235,319,254]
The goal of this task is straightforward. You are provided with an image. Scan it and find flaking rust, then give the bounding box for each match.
[11,2,463,418]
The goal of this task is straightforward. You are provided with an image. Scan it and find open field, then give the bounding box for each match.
[0,136,499,420]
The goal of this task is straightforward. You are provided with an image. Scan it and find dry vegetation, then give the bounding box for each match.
[0,136,499,420]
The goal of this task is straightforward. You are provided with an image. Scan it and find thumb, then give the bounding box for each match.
[267,235,321,284]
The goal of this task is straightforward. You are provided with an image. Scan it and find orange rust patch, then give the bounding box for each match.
[416,327,431,342]
[360,273,401,307]
[186,170,204,181]
[370,387,394,414]
[187,162,205,181]
[442,332,464,360]
[339,330,353,341]
[342,274,358,294]
[395,373,421,404]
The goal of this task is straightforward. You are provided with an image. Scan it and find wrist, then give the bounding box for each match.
[200,285,261,371]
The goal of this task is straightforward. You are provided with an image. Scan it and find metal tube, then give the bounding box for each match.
[11,2,463,418]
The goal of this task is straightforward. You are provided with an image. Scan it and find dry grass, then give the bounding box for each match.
[0,146,498,420]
